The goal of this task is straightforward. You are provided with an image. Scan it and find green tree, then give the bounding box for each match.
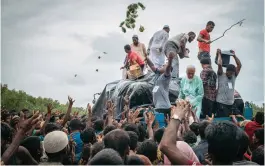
[1,84,85,114]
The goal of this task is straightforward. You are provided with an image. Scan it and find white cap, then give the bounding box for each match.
[163,25,170,29]
[44,131,69,153]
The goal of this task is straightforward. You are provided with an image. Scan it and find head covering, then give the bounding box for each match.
[132,35,138,39]
[164,141,199,165]
[44,131,68,153]
[163,25,170,29]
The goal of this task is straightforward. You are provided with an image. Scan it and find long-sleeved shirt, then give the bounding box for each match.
[200,67,217,101]
[148,30,169,50]
[179,76,204,118]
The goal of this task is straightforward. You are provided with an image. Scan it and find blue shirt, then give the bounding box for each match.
[68,132,83,162]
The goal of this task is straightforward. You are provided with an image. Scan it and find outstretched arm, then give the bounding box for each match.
[145,57,165,74]
[164,52,174,76]
[217,49,223,75]
[231,51,242,76]
[179,36,188,59]
[160,100,192,165]
[61,96,75,127]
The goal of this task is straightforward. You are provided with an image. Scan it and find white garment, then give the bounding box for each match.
[149,30,169,68]
[122,68,127,79]
[149,49,166,68]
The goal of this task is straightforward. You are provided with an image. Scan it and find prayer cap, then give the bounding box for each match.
[163,25,170,29]
[44,130,68,153]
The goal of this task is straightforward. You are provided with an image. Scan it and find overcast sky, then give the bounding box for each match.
[1,0,264,107]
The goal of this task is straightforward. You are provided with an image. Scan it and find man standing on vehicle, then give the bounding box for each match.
[164,32,196,79]
[197,21,215,63]
[144,50,174,117]
[147,25,170,68]
[200,58,217,117]
[216,49,242,117]
[131,35,148,73]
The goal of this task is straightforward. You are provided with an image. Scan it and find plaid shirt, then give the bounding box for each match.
[200,67,217,101]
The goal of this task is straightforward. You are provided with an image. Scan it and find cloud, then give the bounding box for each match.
[1,0,264,107]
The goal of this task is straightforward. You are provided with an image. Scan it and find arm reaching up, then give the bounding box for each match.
[61,96,75,127]
[217,49,223,75]
[86,103,92,128]
[231,50,242,76]
[1,111,40,164]
[160,100,194,165]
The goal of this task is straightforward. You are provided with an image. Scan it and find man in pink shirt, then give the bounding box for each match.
[121,45,145,72]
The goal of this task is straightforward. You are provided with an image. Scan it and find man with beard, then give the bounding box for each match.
[178,65,204,118]
[216,49,242,117]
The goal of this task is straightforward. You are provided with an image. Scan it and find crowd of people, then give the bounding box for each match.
[1,96,264,165]
[1,21,264,165]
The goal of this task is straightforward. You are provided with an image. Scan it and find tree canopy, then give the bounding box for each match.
[1,84,86,114]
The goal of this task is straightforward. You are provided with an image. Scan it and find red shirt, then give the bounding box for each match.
[244,121,263,143]
[128,51,145,66]
[198,29,210,53]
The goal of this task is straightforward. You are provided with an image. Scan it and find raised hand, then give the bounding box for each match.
[87,103,92,117]
[19,111,40,133]
[107,101,115,117]
[124,95,130,105]
[206,113,214,122]
[146,111,155,126]
[68,96,75,106]
[217,48,221,54]
[47,104,53,115]
[173,99,191,120]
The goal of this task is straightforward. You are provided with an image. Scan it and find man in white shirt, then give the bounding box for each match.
[164,32,196,79]
[147,25,170,68]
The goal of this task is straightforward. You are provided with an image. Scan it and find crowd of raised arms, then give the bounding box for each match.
[1,21,264,165]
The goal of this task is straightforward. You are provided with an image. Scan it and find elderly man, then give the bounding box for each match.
[179,65,204,118]
[165,32,196,79]
[147,25,170,68]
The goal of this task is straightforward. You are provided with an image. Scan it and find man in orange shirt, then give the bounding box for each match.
[197,21,215,63]
[121,44,145,72]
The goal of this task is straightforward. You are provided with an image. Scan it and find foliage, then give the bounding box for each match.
[249,101,264,116]
[1,84,86,114]
[120,2,145,33]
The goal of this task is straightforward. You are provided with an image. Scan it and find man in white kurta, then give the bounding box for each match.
[147,25,170,68]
